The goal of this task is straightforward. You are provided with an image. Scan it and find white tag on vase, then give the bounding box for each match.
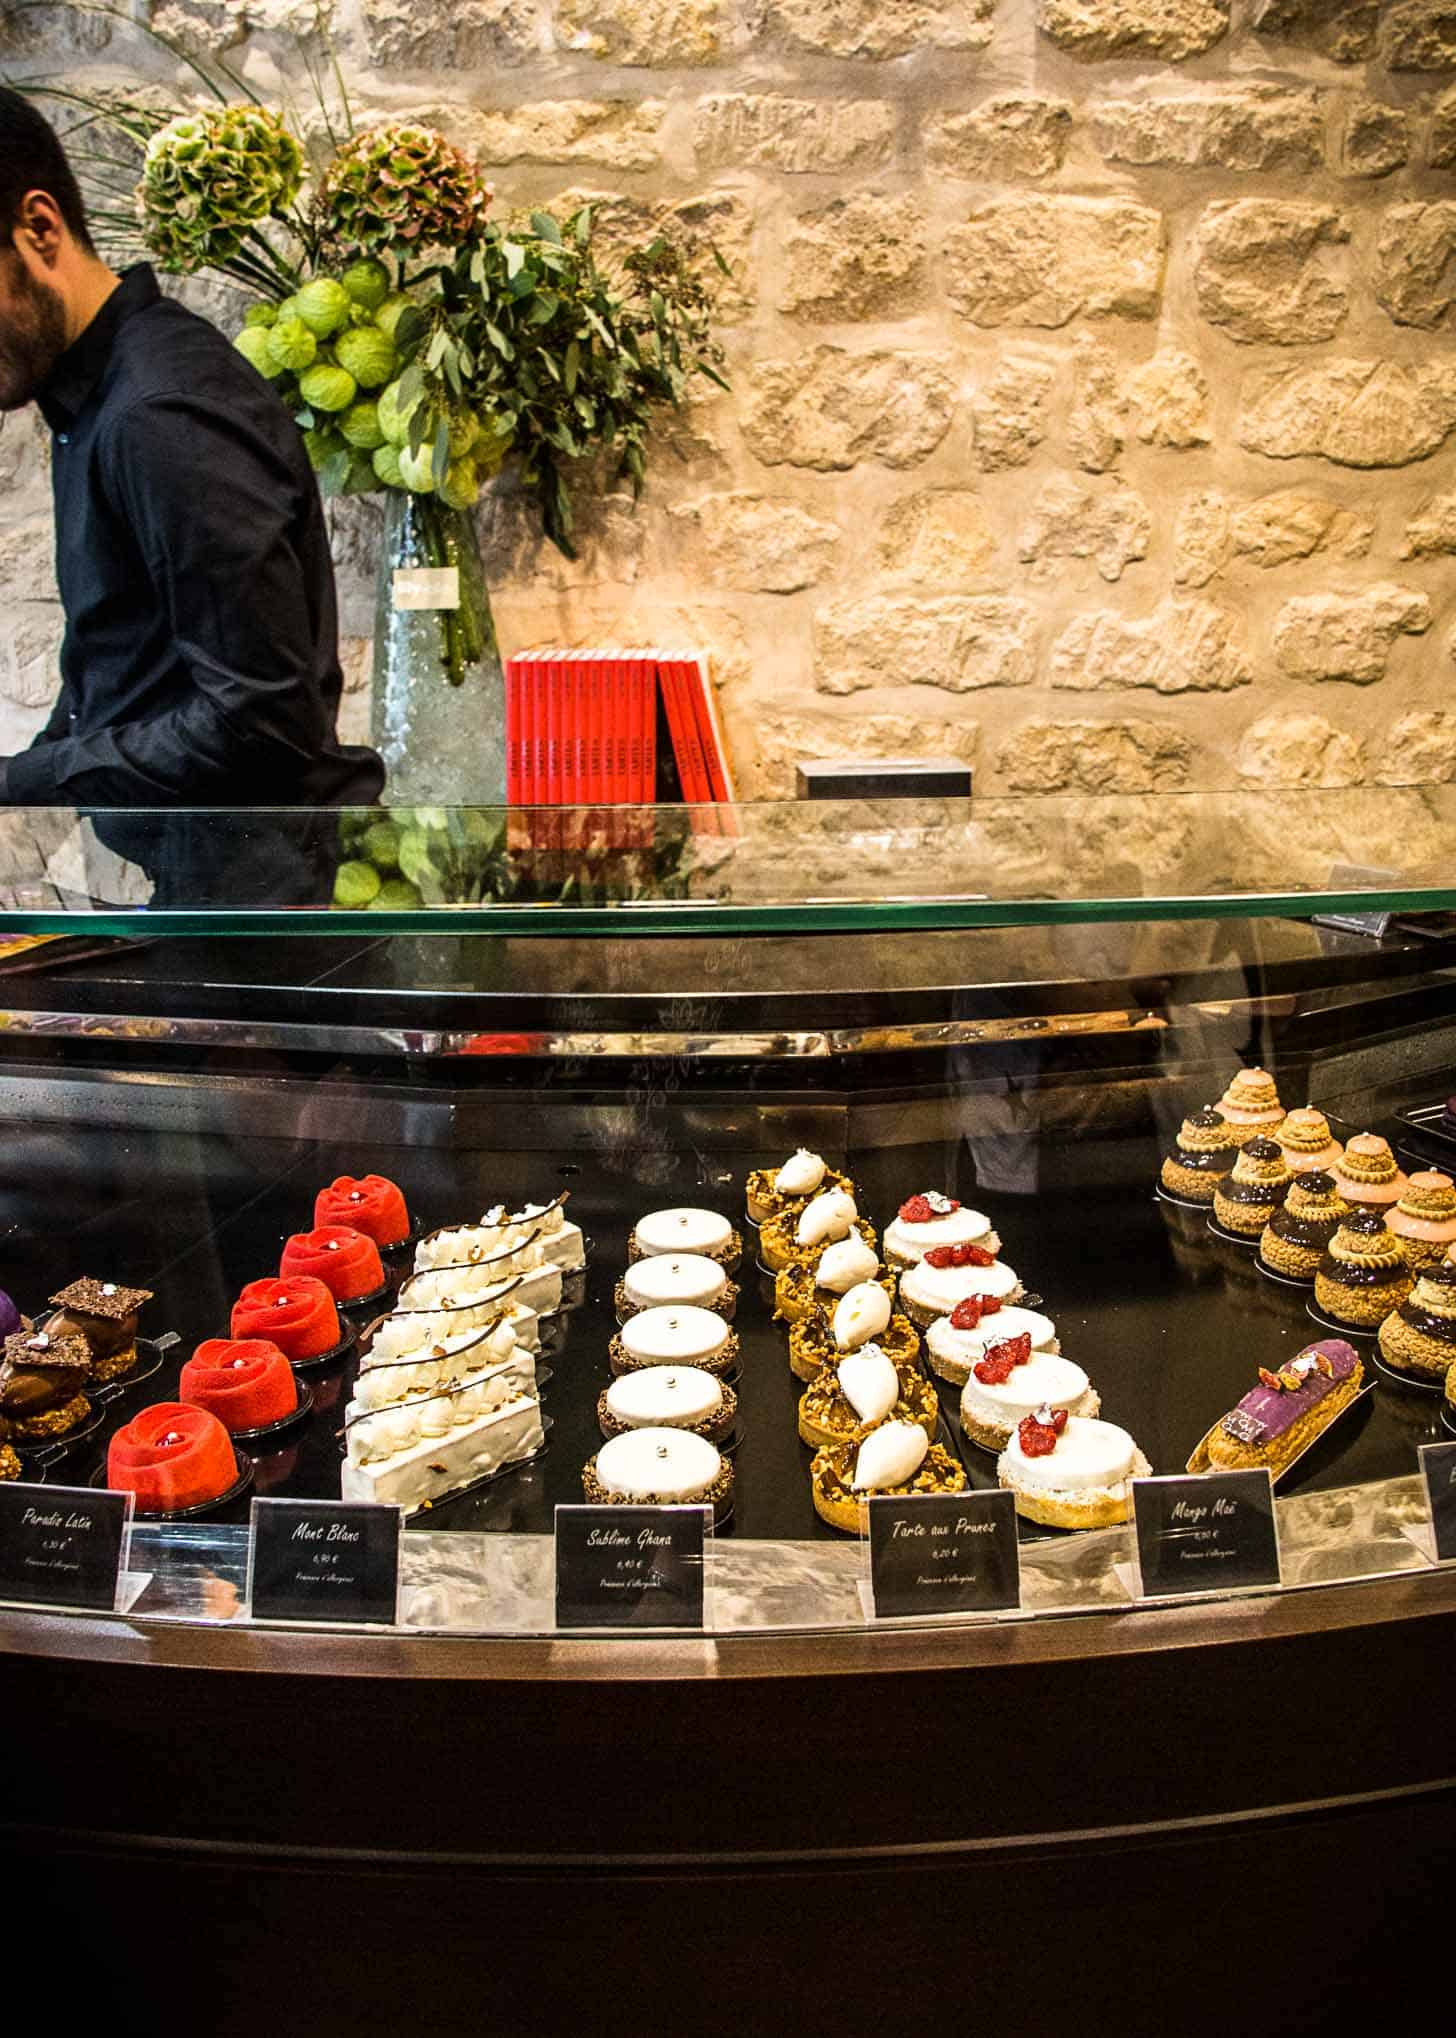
[392,567,461,612]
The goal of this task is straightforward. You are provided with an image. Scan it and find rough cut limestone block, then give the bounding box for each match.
[1376,711,1456,785]
[1402,491,1456,556]
[876,491,997,583]
[767,0,994,57]
[926,99,1073,182]
[668,492,843,594]
[1382,2,1456,70]
[997,717,1193,794]
[1037,0,1229,62]
[1123,352,1210,449]
[780,193,928,321]
[946,197,1164,328]
[1049,599,1253,694]
[742,348,956,471]
[1251,0,1379,64]
[1271,586,1432,684]
[971,355,1055,470]
[1430,86,1456,166]
[468,102,667,169]
[751,707,978,795]
[1018,476,1152,584]
[360,0,540,67]
[694,94,896,173]
[1237,712,1366,788]
[1066,337,1123,473]
[556,0,746,64]
[1374,204,1456,329]
[1342,102,1412,178]
[1238,359,1456,468]
[1193,200,1349,346]
[1091,87,1323,173]
[812,595,1035,694]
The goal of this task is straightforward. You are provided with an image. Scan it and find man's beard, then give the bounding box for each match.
[0,256,68,412]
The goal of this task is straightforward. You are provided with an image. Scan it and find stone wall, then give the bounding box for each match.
[5,0,1456,799]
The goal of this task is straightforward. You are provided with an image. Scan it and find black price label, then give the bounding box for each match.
[867,1489,1021,1619]
[555,1505,708,1630]
[248,1499,402,1625]
[1418,1442,1456,1563]
[1132,1470,1281,1599]
[0,1482,131,1612]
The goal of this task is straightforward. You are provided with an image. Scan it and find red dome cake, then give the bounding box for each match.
[180,1339,298,1432]
[313,1175,410,1249]
[280,1225,384,1304]
[231,1276,340,1360]
[107,1402,238,1513]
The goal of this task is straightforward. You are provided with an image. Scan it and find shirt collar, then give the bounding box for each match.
[38,263,162,432]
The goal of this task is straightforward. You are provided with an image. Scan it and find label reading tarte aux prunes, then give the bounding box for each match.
[1418,1442,1456,1563]
[0,1482,131,1611]
[1132,1470,1281,1599]
[867,1489,1021,1620]
[247,1498,402,1625]
[554,1504,708,1630]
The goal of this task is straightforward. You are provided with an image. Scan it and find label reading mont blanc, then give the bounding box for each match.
[247,1498,402,1625]
[555,1504,708,1630]
[1418,1442,1456,1564]
[0,1482,132,1612]
[867,1489,1021,1620]
[1132,1470,1281,1599]
[392,566,460,612]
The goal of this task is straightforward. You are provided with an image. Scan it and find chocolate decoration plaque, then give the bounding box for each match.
[247,1498,402,1625]
[867,1490,1021,1620]
[1132,1470,1281,1599]
[0,1482,132,1612]
[1418,1442,1456,1563]
[555,1504,708,1630]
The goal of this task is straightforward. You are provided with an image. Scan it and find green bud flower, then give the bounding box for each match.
[371,443,405,489]
[368,878,424,912]
[244,301,279,329]
[437,457,480,512]
[341,258,392,311]
[333,860,382,908]
[293,278,353,340]
[298,362,358,413]
[333,325,398,391]
[362,820,403,871]
[266,316,317,375]
[339,399,386,451]
[397,441,437,494]
[234,326,280,378]
[376,376,423,448]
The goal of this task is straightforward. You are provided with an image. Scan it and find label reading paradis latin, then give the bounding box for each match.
[0,1482,131,1612]
[1132,1470,1281,1599]
[247,1498,402,1625]
[555,1504,708,1630]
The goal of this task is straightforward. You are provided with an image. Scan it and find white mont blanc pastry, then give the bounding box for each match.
[925,1304,1058,1386]
[796,1187,857,1249]
[852,1420,929,1492]
[395,1268,548,1351]
[837,1346,900,1427]
[959,1352,1099,1445]
[622,1253,727,1312]
[605,1366,724,1431]
[595,1426,723,1502]
[816,1233,880,1295]
[832,1280,892,1352]
[900,1255,1021,1321]
[634,1207,733,1258]
[620,1304,729,1368]
[354,1314,522,1408]
[883,1198,995,1265]
[775,1149,827,1198]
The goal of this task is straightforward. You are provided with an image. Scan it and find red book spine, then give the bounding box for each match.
[545,651,563,807]
[505,656,522,805]
[612,651,630,805]
[589,652,606,804]
[662,655,714,806]
[683,651,735,837]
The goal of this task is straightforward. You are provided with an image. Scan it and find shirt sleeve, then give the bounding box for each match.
[4,391,334,807]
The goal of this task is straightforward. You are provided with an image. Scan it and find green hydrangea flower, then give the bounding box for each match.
[333,325,397,391]
[234,326,280,378]
[266,315,317,375]
[298,362,358,413]
[371,443,405,489]
[333,860,382,909]
[340,399,386,451]
[137,106,304,274]
[293,278,353,340]
[342,258,392,311]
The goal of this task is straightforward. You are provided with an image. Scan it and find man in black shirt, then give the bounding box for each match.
[0,89,382,818]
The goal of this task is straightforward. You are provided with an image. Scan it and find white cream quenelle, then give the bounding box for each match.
[852,1420,929,1492]
[775,1149,827,1197]
[837,1345,899,1426]
[832,1280,892,1352]
[796,1187,857,1249]
[815,1233,880,1294]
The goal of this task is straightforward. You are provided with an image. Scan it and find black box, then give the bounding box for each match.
[794,757,972,800]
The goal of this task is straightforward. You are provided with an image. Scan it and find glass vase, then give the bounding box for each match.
[371,488,506,807]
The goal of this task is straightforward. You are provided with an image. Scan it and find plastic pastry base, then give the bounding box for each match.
[285,1323,359,1374]
[1442,1404,1456,1439]
[1154,1185,1219,1214]
[338,1281,394,1317]
[230,1379,316,1449]
[1255,1254,1317,1290]
[30,1320,172,1406]
[11,1400,106,1460]
[92,1452,255,1522]
[1206,1215,1263,1250]
[379,1220,427,1261]
[1306,1299,1382,1340]
[1370,1348,1448,1395]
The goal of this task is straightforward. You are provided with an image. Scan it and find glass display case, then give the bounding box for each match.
[3,791,1455,2030]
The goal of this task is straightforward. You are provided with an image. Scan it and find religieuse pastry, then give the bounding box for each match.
[1275,1108,1344,1176]
[582,1427,735,1526]
[232,1275,343,1361]
[1377,1258,1456,1383]
[1314,1209,1414,1330]
[958,1333,1099,1453]
[1386,1172,1456,1274]
[758,1188,871,1275]
[180,1339,299,1433]
[883,1192,1000,1269]
[773,1230,895,1326]
[1215,1068,1285,1144]
[46,1278,153,1383]
[899,1244,1023,1329]
[925,1294,1057,1386]
[810,1418,966,1534]
[997,1409,1150,1530]
[106,1402,241,1514]
[1259,1169,1350,1282]
[630,1207,742,1273]
[314,1174,412,1249]
[280,1225,387,1306]
[797,1341,938,1450]
[1211,1138,1293,1240]
[1188,1339,1363,1475]
[0,1326,93,1440]
[744,1149,855,1227]
[598,1365,738,1444]
[1158,1109,1242,1205]
[787,1278,919,1383]
[609,1304,739,1378]
[1331,1133,1408,1209]
[616,1252,737,1323]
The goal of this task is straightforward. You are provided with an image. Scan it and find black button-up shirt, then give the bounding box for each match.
[4,264,382,809]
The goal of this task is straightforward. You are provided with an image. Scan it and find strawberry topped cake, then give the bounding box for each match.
[958,1332,1098,1452]
[926,1296,1058,1386]
[883,1192,999,1269]
[899,1241,1022,1327]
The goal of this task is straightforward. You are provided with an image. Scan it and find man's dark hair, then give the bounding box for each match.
[0,84,94,253]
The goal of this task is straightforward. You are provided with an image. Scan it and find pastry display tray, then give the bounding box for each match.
[1,1099,1448,1563]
